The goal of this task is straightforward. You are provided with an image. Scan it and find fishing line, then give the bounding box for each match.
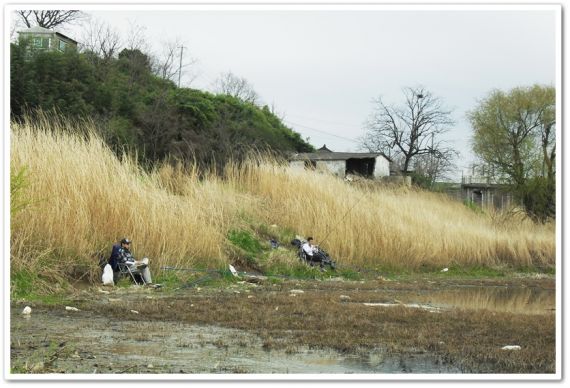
[319,189,369,246]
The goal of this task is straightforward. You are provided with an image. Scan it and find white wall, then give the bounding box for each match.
[290,156,390,178]
[316,160,345,176]
[373,156,390,178]
[289,160,305,172]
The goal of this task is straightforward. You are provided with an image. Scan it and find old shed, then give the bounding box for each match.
[289,145,391,179]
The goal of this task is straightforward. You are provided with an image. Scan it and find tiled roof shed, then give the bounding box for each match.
[289,145,392,179]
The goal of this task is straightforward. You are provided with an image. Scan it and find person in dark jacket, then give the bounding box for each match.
[109,238,152,284]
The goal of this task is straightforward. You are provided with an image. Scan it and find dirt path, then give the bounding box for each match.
[10,275,556,375]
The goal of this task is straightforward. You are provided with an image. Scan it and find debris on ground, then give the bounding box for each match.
[501,345,521,350]
[65,306,80,311]
[21,306,32,315]
[229,265,239,277]
[102,264,114,286]
[243,274,267,284]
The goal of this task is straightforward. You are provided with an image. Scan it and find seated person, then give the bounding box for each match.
[109,238,152,284]
[301,237,325,267]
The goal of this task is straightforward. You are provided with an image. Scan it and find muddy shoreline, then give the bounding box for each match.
[10,275,556,375]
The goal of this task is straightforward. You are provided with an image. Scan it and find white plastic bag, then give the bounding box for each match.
[102,264,114,285]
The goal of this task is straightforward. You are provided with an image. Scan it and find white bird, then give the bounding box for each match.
[102,264,114,286]
[229,264,239,277]
[21,306,32,315]
[65,306,79,311]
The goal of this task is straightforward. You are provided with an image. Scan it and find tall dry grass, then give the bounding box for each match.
[11,116,241,284]
[223,159,555,269]
[10,116,555,287]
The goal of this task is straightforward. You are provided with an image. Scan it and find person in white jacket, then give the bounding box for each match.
[301,237,320,263]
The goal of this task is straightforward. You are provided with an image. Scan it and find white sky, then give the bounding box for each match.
[10,4,558,180]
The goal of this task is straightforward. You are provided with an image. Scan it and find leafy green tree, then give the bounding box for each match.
[468,85,555,221]
[10,40,313,170]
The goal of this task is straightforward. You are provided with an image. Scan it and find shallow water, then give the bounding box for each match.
[408,285,554,315]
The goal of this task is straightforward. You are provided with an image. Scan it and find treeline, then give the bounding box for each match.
[10,41,314,168]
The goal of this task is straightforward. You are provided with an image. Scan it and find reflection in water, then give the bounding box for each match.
[416,287,554,315]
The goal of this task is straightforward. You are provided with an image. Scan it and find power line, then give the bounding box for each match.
[285,112,360,129]
[284,119,361,144]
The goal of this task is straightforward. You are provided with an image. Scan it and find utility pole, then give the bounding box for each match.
[178,45,185,88]
[430,132,434,185]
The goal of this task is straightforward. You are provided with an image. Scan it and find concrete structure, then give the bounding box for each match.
[18,26,77,53]
[289,145,391,179]
[461,178,514,210]
[459,164,515,209]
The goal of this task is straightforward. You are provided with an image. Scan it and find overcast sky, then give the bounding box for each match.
[13,4,558,180]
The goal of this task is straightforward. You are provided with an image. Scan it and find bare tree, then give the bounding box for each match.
[124,20,150,52]
[214,71,259,104]
[16,10,84,29]
[151,39,197,86]
[80,18,122,60]
[10,15,23,42]
[411,147,459,184]
[361,87,456,175]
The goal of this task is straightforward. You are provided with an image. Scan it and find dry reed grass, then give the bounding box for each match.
[222,158,555,269]
[10,116,555,287]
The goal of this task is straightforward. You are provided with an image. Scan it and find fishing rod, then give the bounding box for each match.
[318,190,369,246]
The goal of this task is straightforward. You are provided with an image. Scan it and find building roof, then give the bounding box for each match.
[290,151,391,162]
[291,144,392,162]
[317,144,333,153]
[19,26,53,34]
[18,26,78,44]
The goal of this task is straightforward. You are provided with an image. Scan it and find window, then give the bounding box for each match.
[58,40,66,51]
[33,37,42,47]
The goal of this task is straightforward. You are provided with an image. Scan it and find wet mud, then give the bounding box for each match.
[10,276,556,375]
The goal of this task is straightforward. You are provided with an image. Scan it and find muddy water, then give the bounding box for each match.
[10,282,554,374]
[10,307,459,374]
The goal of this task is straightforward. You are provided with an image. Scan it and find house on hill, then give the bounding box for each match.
[289,144,392,179]
[18,26,78,53]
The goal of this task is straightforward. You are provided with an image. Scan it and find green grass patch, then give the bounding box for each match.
[463,199,484,214]
[434,265,506,278]
[264,262,336,280]
[512,265,555,275]
[154,270,186,288]
[10,270,72,304]
[192,269,241,288]
[228,229,263,254]
[335,268,362,280]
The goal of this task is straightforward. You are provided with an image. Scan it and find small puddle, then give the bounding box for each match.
[356,285,554,315]
[415,286,555,315]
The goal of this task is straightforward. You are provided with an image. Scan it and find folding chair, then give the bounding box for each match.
[116,262,147,285]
